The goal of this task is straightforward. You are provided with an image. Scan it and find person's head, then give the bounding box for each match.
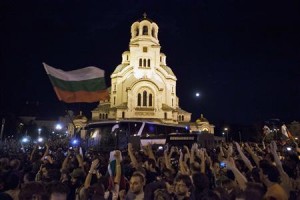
[192,172,210,192]
[0,158,9,171]
[9,159,21,171]
[154,188,172,200]
[212,161,221,174]
[129,172,145,194]
[70,168,85,187]
[144,158,156,171]
[19,182,48,200]
[6,172,20,190]
[260,163,280,184]
[237,182,265,200]
[23,172,35,183]
[174,174,192,197]
[47,169,61,182]
[40,163,53,178]
[48,182,70,200]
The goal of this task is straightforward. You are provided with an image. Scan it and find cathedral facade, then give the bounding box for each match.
[91,15,191,124]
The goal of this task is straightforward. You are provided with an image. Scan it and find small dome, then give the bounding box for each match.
[73,111,88,122]
[196,114,209,123]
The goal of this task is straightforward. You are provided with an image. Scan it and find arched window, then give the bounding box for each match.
[147,59,150,67]
[149,94,152,106]
[139,58,142,67]
[143,26,148,35]
[105,114,108,119]
[143,59,146,67]
[152,28,155,37]
[137,93,141,106]
[164,112,167,119]
[136,28,139,36]
[182,115,184,121]
[122,112,125,119]
[172,98,174,107]
[143,91,147,106]
[99,113,102,119]
[113,97,116,105]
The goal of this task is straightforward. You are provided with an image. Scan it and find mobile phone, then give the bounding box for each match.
[220,162,226,168]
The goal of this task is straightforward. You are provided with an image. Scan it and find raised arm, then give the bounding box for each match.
[164,145,173,170]
[224,157,248,191]
[30,145,37,161]
[197,148,206,173]
[189,143,197,165]
[41,143,50,161]
[269,141,284,172]
[234,142,254,171]
[128,143,138,169]
[84,159,100,189]
[244,143,261,167]
[145,143,156,162]
[179,150,190,175]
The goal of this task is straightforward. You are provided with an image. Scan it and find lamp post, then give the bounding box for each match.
[224,127,228,142]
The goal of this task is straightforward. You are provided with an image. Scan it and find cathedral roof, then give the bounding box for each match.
[160,65,175,76]
[162,104,174,111]
[112,64,129,74]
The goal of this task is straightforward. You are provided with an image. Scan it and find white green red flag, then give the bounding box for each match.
[43,63,109,103]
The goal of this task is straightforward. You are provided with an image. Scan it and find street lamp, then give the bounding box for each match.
[38,128,41,136]
[224,127,228,142]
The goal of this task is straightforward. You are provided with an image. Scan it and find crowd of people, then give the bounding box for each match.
[0,136,299,200]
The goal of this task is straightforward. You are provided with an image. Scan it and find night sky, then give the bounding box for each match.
[1,0,299,126]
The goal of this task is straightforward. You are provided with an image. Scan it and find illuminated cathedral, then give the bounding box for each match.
[91,14,214,133]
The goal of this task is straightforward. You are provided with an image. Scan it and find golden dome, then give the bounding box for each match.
[196,114,209,123]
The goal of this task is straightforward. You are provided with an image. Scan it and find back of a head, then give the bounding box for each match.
[198,190,220,200]
[260,163,280,183]
[47,181,70,197]
[192,172,209,192]
[154,188,172,200]
[6,172,20,190]
[19,182,48,200]
[240,182,265,200]
[9,159,21,171]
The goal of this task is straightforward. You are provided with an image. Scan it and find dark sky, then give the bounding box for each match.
[1,0,299,126]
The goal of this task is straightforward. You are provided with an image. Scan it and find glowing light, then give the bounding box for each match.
[37,137,43,142]
[22,137,29,143]
[72,139,78,145]
[55,124,62,130]
[195,92,200,97]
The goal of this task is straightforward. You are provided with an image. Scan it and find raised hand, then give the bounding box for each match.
[90,159,100,171]
[128,143,133,152]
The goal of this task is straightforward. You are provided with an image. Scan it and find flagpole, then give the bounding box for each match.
[0,118,5,141]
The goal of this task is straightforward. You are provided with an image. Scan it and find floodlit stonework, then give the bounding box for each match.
[91,14,214,132]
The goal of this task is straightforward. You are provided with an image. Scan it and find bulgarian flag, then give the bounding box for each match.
[43,63,109,103]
